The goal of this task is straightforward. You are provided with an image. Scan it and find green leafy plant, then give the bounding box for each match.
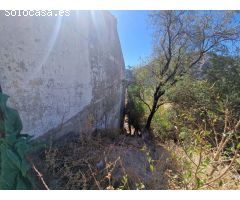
[140,145,155,172]
[117,174,129,190]
[135,182,145,190]
[0,92,35,189]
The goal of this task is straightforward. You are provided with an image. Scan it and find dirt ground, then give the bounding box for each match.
[31,131,176,190]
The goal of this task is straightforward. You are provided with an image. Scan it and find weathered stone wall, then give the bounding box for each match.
[0,11,125,138]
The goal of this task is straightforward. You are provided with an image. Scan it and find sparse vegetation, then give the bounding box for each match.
[1,10,240,190]
[123,11,240,189]
[33,132,175,190]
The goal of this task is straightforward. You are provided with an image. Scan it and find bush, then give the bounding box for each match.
[125,82,147,134]
[151,105,176,142]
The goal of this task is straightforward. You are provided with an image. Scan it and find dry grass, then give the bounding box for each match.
[30,131,240,190]
[164,141,240,190]
[32,131,176,190]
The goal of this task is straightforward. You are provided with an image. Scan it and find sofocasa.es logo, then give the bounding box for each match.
[4,10,71,17]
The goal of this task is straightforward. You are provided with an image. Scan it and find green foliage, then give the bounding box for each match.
[169,121,239,189]
[204,54,240,117]
[167,75,217,111]
[164,63,240,189]
[167,55,240,145]
[135,182,145,190]
[151,106,176,141]
[167,75,224,132]
[117,174,129,190]
[127,66,171,134]
[0,92,35,189]
[126,80,147,130]
[140,145,155,172]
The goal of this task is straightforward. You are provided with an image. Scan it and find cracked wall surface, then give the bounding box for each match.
[0,11,125,138]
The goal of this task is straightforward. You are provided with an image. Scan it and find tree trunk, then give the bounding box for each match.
[145,99,158,130]
[145,84,165,130]
[145,110,155,130]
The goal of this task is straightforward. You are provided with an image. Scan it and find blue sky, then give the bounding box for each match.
[111,11,152,67]
[111,11,240,67]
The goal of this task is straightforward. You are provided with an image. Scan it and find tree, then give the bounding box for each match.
[134,11,240,134]
[203,54,240,117]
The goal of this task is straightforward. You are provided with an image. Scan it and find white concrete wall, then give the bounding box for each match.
[0,11,125,138]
